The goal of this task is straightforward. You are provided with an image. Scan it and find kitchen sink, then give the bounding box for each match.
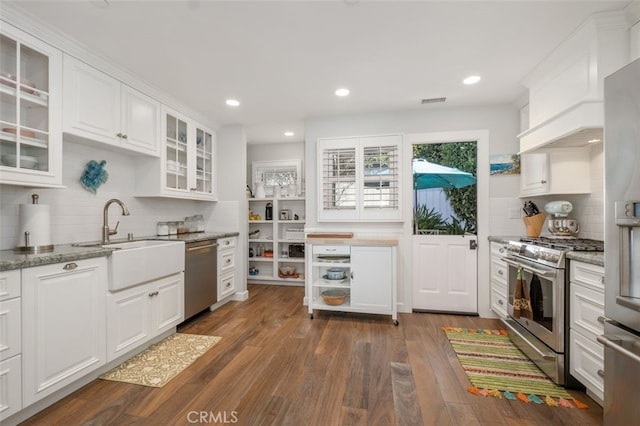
[104,240,185,291]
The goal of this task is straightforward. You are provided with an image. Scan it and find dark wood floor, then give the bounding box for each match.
[22,284,603,425]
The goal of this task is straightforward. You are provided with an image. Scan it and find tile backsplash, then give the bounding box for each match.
[0,141,220,250]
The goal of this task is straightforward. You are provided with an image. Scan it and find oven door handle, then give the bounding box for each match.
[503,257,555,277]
[506,320,556,360]
[597,333,640,364]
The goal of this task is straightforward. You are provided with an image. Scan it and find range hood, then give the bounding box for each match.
[518,100,603,153]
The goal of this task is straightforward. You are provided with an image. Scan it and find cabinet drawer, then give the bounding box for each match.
[570,261,605,292]
[312,245,350,256]
[0,298,21,362]
[491,285,508,318]
[0,270,20,302]
[570,283,604,338]
[491,259,507,283]
[219,273,236,300]
[217,237,236,251]
[0,355,22,420]
[570,330,604,403]
[219,250,236,274]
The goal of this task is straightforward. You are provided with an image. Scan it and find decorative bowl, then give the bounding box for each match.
[326,268,345,280]
[279,266,297,276]
[321,289,347,306]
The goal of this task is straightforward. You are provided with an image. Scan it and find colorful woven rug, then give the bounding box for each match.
[443,327,587,408]
[100,333,221,388]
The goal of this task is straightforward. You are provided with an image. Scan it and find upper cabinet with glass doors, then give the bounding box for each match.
[317,134,402,222]
[0,23,62,187]
[136,106,216,200]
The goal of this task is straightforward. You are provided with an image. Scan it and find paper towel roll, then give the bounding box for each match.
[18,204,51,247]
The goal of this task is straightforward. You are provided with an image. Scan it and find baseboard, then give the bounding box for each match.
[232,290,249,301]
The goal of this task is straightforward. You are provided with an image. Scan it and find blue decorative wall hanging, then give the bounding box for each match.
[81,160,108,193]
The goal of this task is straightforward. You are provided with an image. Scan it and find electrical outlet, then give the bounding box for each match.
[508,207,521,219]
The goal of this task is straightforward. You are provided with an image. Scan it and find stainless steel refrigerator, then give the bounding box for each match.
[601,57,640,424]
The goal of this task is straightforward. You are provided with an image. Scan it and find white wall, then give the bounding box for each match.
[0,140,215,250]
[304,104,523,318]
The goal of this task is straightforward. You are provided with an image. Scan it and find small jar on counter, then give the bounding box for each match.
[156,222,169,236]
[176,220,186,234]
[168,221,178,235]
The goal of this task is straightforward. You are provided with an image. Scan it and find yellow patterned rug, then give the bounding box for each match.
[100,333,221,387]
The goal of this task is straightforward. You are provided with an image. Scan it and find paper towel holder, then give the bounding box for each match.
[14,194,55,254]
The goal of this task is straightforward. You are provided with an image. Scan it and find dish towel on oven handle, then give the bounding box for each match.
[530,274,544,321]
[512,266,533,319]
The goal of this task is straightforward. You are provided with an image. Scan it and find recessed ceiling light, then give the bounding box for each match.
[463,75,481,85]
[588,138,602,144]
[284,131,294,137]
[225,99,240,107]
[335,88,350,97]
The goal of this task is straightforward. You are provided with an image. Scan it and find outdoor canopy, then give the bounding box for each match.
[413,158,477,190]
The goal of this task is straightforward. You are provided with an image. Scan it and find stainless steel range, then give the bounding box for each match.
[501,237,603,386]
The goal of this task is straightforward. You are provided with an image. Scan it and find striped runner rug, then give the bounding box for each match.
[443,327,587,408]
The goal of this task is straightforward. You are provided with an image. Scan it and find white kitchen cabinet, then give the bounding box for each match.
[0,23,62,188]
[136,106,216,200]
[306,242,397,324]
[489,242,508,318]
[317,134,402,222]
[519,148,591,196]
[569,260,605,405]
[21,257,107,407]
[248,197,306,285]
[63,55,160,156]
[106,272,184,362]
[0,269,21,421]
[519,13,628,152]
[217,237,237,300]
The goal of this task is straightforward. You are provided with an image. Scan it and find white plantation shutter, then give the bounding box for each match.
[362,145,399,210]
[321,147,356,210]
[318,135,402,222]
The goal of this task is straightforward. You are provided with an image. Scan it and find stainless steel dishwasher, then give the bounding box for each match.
[184,239,218,320]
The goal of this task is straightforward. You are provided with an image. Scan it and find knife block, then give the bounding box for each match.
[523,213,546,237]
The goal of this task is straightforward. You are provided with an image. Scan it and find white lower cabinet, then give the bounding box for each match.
[217,237,237,300]
[569,260,605,404]
[106,272,184,362]
[489,242,508,318]
[0,269,22,421]
[21,258,107,407]
[307,242,397,324]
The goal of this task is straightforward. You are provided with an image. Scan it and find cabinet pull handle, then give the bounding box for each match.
[350,271,354,279]
[63,262,78,270]
[597,316,606,324]
[600,276,605,284]
[122,134,127,140]
[540,180,547,184]
[499,248,505,253]
[326,248,336,252]
[116,132,123,138]
[148,291,159,297]
[597,369,604,378]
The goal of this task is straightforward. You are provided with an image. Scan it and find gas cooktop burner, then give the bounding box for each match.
[519,237,604,252]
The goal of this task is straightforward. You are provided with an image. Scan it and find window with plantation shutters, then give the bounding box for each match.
[363,145,399,210]
[317,135,403,222]
[321,147,356,211]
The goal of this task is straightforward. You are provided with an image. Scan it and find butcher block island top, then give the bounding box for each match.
[306,233,399,247]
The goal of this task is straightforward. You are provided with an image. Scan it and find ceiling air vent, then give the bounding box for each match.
[421,97,446,104]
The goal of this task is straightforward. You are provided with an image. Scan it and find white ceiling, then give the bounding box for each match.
[7,0,633,144]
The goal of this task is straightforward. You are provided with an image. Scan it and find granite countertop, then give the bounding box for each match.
[0,231,239,272]
[566,251,604,267]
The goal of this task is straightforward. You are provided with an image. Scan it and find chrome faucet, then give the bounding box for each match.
[102,199,130,244]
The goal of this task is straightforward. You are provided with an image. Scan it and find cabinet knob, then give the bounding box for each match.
[499,248,505,253]
[597,369,604,378]
[116,132,123,138]
[498,270,504,276]
[63,262,78,270]
[190,187,197,192]
[226,282,231,288]
[498,299,504,305]
[226,259,231,264]
[122,134,128,140]
[600,276,605,284]
[540,180,547,184]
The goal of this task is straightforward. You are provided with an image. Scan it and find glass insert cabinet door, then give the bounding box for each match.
[165,112,189,190]
[195,126,214,195]
[0,33,51,173]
